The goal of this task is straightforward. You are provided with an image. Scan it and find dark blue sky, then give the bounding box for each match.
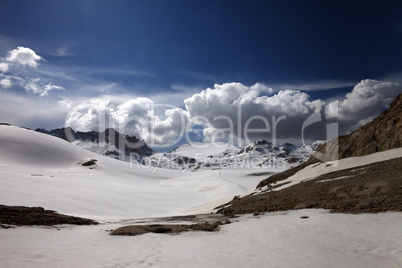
[1,0,401,92]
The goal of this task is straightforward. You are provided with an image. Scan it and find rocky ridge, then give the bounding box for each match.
[146,140,325,171]
[257,93,402,189]
[217,93,402,214]
[36,127,154,160]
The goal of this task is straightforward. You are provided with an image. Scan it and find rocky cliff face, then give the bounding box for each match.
[257,93,402,189]
[217,93,402,215]
[313,93,402,162]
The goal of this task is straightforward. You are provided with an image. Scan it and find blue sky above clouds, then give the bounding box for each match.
[0,0,401,149]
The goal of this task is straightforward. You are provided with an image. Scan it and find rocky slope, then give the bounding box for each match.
[0,205,98,226]
[257,93,402,189]
[217,157,402,214]
[217,93,402,214]
[318,92,402,161]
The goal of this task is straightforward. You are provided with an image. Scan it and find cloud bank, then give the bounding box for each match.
[63,98,189,146]
[61,80,401,147]
[1,47,401,147]
[184,82,324,144]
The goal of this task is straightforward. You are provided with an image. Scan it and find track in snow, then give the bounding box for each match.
[219,170,248,191]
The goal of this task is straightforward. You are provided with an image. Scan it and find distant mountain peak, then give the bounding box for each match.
[254,139,272,146]
[147,139,323,172]
[36,127,154,160]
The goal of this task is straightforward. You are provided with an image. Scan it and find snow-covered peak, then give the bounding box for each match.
[300,140,326,153]
[254,139,273,147]
[146,139,324,172]
[280,142,298,152]
[36,127,154,161]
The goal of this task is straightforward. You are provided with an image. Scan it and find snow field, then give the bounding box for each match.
[0,126,264,219]
[0,209,401,268]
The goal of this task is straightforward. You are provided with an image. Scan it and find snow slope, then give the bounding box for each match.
[1,125,402,267]
[1,209,401,268]
[258,147,402,192]
[0,125,263,219]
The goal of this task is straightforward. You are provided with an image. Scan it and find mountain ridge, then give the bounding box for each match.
[146,139,325,171]
[257,93,402,188]
[35,127,154,160]
[217,93,402,214]
[314,92,402,161]
[35,126,325,171]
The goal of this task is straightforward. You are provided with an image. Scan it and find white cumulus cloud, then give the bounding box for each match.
[0,78,12,88]
[6,46,43,67]
[0,62,9,72]
[64,97,189,146]
[339,79,402,131]
[184,82,324,144]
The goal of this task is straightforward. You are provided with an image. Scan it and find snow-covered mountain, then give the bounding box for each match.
[1,125,265,218]
[36,127,154,161]
[145,140,326,171]
[35,127,325,172]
